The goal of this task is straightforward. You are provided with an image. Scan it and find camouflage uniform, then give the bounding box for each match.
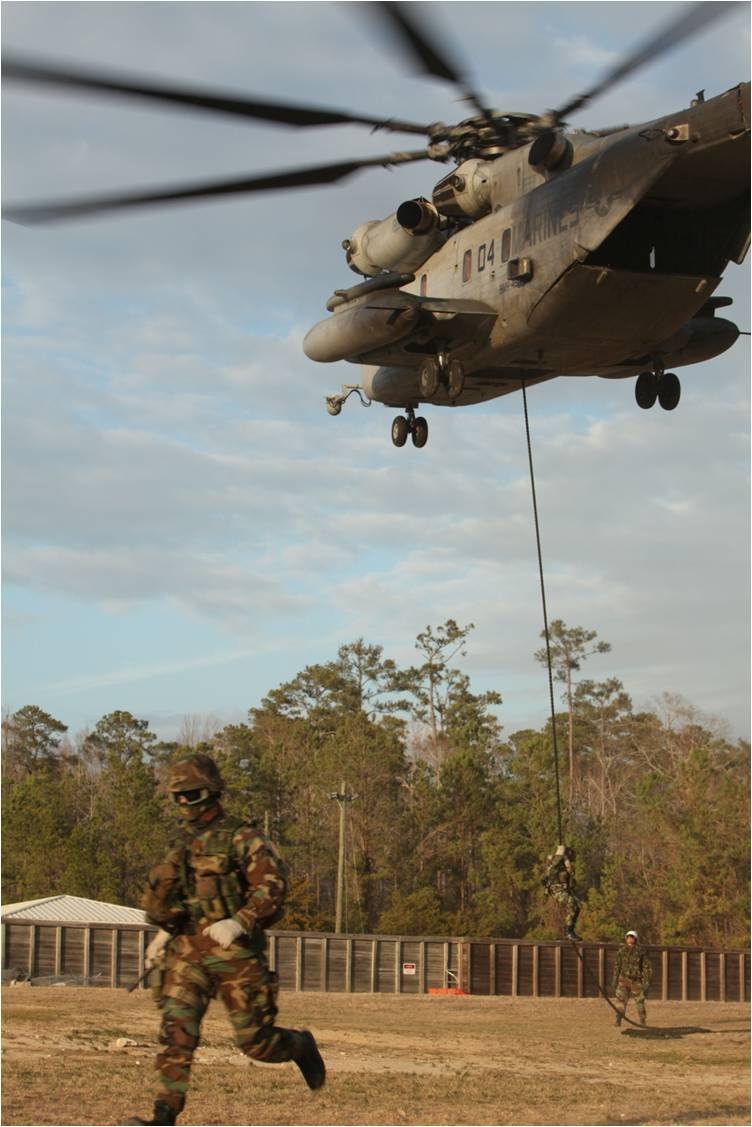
[612,936,652,1025]
[128,754,324,1126]
[543,847,583,938]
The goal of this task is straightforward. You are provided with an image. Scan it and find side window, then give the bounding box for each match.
[420,273,428,296]
[462,248,472,283]
[501,228,512,263]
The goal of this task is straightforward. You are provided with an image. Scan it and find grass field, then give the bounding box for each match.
[2,986,749,1126]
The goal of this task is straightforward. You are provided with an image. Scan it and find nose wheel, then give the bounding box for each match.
[391,408,428,448]
[635,368,681,411]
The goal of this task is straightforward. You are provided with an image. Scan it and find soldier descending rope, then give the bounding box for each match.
[125,752,325,1127]
[611,929,652,1027]
[543,844,584,942]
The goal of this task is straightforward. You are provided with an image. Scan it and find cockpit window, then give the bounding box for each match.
[462,249,472,283]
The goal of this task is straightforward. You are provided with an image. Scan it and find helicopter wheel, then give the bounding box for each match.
[635,371,658,410]
[658,372,681,411]
[446,360,465,400]
[412,416,429,448]
[418,358,440,398]
[391,416,409,447]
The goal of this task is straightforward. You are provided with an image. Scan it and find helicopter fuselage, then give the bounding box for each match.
[306,83,749,413]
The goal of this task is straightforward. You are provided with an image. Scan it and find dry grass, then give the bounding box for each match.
[2,986,749,1125]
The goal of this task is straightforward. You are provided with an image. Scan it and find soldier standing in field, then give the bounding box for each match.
[543,843,583,941]
[125,752,325,1127]
[611,928,652,1026]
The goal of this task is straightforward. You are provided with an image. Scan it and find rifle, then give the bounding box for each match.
[127,964,152,994]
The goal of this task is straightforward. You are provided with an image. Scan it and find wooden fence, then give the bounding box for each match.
[2,920,749,1002]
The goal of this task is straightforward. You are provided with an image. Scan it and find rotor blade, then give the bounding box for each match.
[372,1,491,120]
[2,55,432,136]
[551,0,741,124]
[2,150,433,225]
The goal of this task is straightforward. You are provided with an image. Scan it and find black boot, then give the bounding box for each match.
[566,929,582,941]
[290,1029,326,1090]
[123,1101,177,1125]
[614,1011,623,1027]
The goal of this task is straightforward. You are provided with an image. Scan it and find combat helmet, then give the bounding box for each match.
[168,752,223,819]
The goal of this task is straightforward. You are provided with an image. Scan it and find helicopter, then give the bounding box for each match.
[3,2,749,450]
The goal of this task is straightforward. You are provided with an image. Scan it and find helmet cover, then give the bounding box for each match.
[168,752,223,795]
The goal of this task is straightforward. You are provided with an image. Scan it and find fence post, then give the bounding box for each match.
[739,954,746,1002]
[419,941,426,995]
[111,929,118,988]
[699,950,706,1001]
[138,927,146,986]
[511,944,519,998]
[532,944,539,998]
[489,943,497,996]
[370,939,378,993]
[661,951,669,1001]
[554,944,561,998]
[83,926,92,986]
[457,940,470,994]
[295,935,302,992]
[28,924,36,978]
[394,940,401,994]
[346,937,353,993]
[719,953,726,1002]
[681,951,688,1002]
[598,947,605,998]
[55,926,63,977]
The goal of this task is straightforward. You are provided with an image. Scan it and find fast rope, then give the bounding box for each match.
[521,383,645,1031]
[521,379,563,843]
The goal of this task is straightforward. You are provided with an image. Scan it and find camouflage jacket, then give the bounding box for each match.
[543,854,576,893]
[612,943,652,989]
[141,805,287,934]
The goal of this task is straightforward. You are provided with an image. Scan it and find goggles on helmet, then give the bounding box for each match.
[172,787,210,806]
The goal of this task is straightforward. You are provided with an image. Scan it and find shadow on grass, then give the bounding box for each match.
[621,1025,712,1039]
[618,1104,750,1125]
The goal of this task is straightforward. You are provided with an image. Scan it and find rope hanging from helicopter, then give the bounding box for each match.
[521,382,649,1030]
[520,379,564,844]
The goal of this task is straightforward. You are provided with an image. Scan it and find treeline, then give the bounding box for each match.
[2,621,749,948]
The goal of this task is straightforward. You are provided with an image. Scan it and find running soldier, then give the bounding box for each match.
[125,752,325,1126]
[612,929,652,1026]
[543,843,583,941]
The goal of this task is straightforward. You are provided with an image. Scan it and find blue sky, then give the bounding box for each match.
[2,1,750,746]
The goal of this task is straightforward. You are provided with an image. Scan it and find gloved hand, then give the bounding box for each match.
[145,928,171,969]
[206,918,244,948]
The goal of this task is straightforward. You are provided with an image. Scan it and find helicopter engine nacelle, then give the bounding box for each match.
[431,158,493,219]
[343,199,445,277]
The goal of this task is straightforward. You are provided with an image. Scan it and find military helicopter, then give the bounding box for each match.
[3,2,749,449]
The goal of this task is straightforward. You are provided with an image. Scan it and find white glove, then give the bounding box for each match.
[145,928,171,969]
[206,918,244,948]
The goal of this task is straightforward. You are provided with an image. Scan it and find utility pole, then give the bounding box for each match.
[329,781,356,934]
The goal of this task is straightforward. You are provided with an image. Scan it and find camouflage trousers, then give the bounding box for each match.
[547,884,582,930]
[153,927,295,1114]
[614,975,647,1023]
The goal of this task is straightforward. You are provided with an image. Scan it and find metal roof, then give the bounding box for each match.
[1,895,146,924]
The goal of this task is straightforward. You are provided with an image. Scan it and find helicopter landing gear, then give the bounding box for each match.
[418,358,440,398]
[658,371,681,411]
[417,354,465,400]
[635,367,681,411]
[391,408,428,448]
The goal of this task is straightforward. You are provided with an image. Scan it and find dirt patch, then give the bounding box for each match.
[2,988,749,1125]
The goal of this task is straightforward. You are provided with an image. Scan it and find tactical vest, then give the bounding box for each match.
[181,814,254,924]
